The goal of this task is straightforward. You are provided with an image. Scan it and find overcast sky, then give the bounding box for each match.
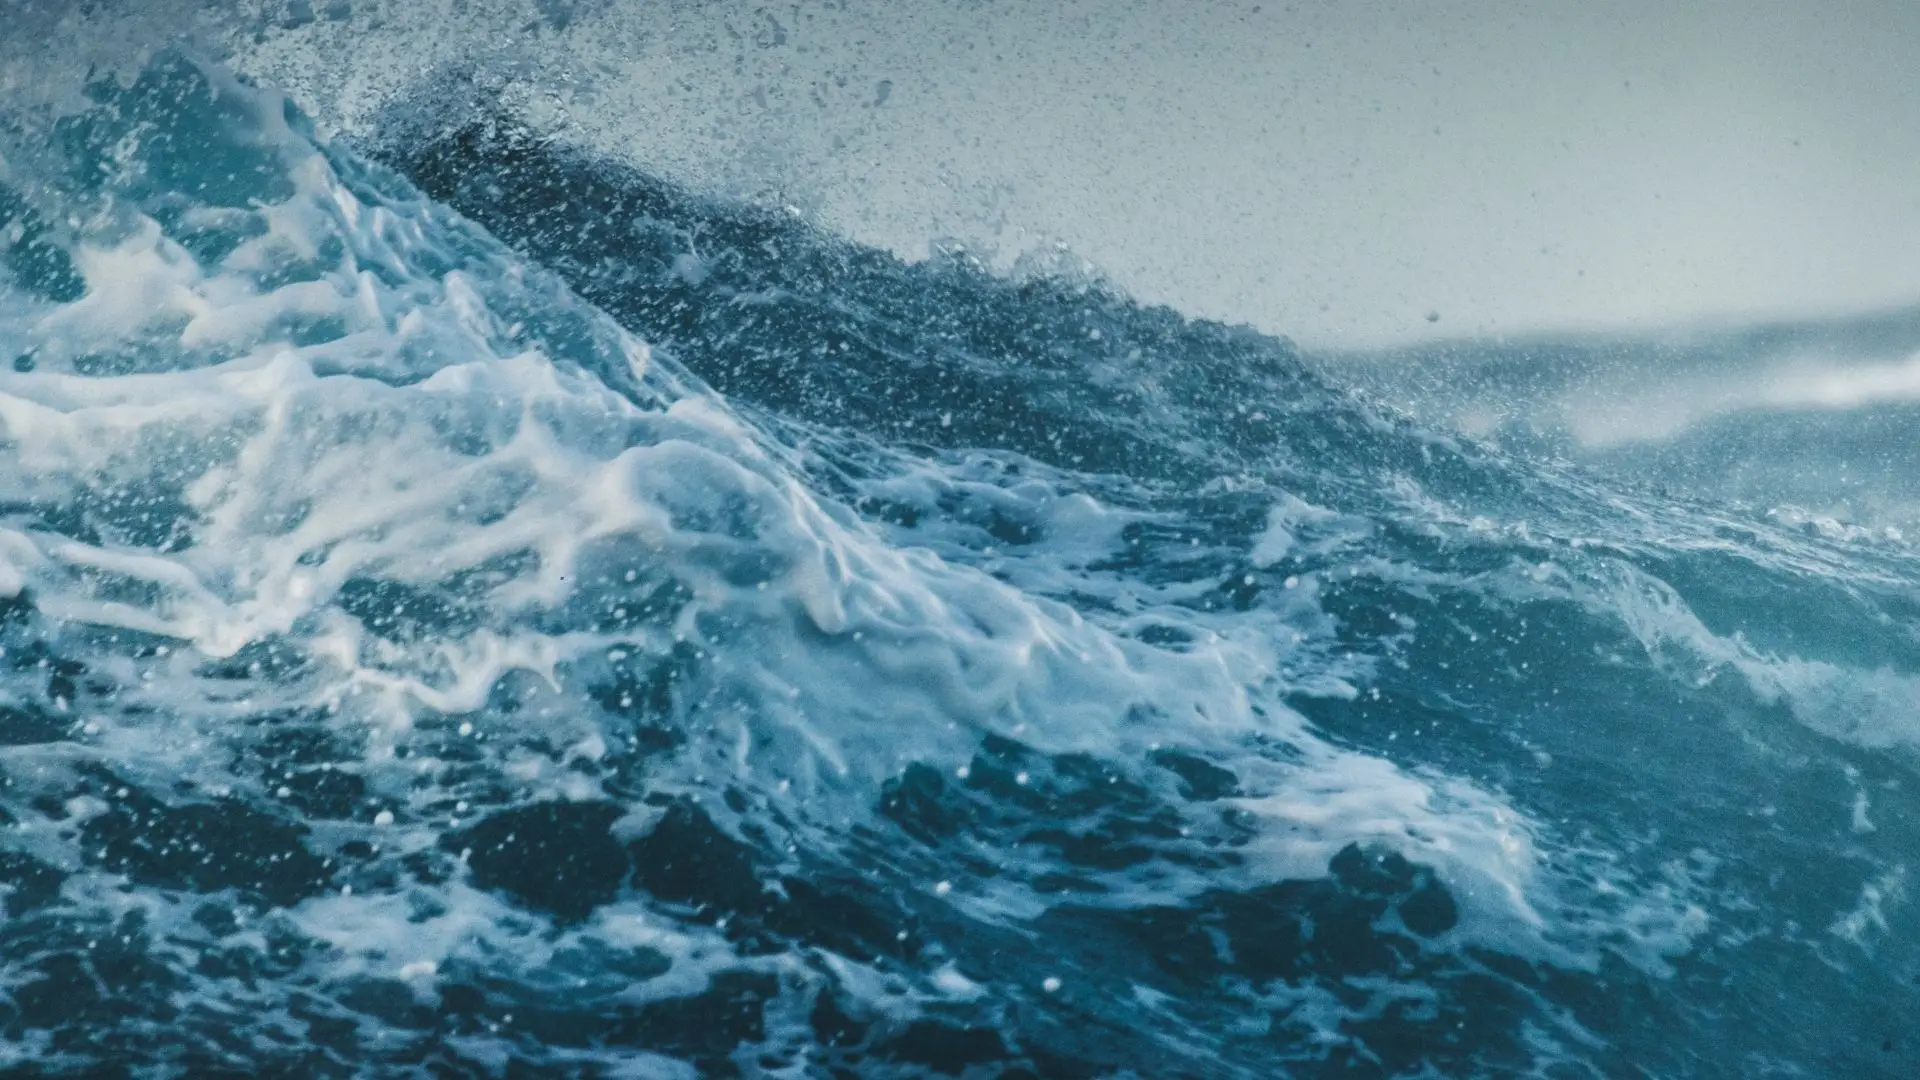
[219,0,1920,346]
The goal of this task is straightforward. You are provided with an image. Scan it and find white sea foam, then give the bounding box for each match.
[0,56,1561,923]
[1597,560,1920,748]
[0,55,1763,1076]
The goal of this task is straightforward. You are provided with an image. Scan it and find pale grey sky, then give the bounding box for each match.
[211,0,1920,346]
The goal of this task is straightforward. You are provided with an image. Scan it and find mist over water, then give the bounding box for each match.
[24,0,1920,347]
[0,4,1917,1078]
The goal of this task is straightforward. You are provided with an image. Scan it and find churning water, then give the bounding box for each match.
[0,51,1917,1078]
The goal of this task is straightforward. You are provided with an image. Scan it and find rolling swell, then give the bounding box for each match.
[0,54,1915,1078]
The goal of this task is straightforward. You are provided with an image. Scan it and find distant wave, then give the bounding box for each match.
[1327,309,1920,529]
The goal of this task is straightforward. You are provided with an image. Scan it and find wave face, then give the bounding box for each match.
[1,56,1918,1078]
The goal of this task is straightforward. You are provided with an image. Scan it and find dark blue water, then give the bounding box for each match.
[0,55,1916,1078]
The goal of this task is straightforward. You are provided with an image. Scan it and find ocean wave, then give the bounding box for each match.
[0,51,1915,1078]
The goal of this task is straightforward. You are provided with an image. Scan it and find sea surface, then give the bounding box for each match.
[0,52,1917,1078]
